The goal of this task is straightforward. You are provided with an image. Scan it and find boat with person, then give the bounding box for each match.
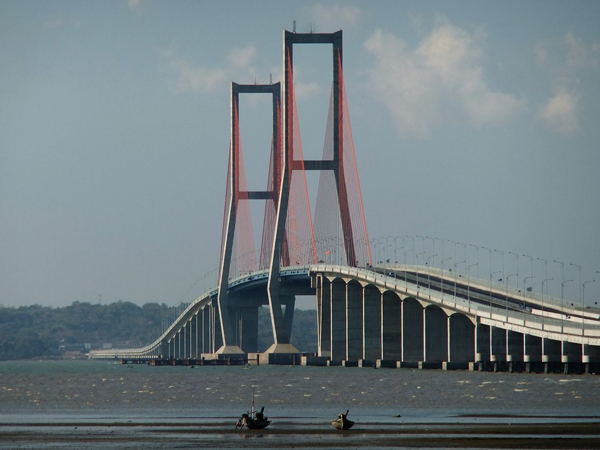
[330,410,354,430]
[236,390,271,430]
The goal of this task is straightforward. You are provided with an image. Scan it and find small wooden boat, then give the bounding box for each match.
[236,390,271,430]
[330,410,354,430]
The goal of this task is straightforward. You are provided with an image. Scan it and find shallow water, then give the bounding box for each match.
[1,360,599,421]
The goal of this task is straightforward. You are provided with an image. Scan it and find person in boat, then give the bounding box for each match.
[330,409,354,430]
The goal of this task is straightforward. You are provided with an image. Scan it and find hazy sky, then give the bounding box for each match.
[1,0,599,309]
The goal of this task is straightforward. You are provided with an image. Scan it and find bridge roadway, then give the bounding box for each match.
[89,264,600,372]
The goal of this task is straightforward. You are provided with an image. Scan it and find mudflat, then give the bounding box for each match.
[1,420,600,449]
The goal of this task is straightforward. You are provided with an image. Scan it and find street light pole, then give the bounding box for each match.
[537,258,548,317]
[541,277,552,328]
[427,254,438,291]
[491,270,502,310]
[470,244,480,278]
[406,236,415,265]
[467,262,478,303]
[570,262,582,314]
[583,280,596,335]
[441,257,452,295]
[554,260,566,327]
[561,279,574,331]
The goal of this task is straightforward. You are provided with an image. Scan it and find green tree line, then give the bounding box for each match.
[0,301,317,361]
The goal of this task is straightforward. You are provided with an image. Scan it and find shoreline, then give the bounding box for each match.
[2,421,600,449]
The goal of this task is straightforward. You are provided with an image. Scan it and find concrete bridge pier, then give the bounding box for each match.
[448,314,475,366]
[381,291,401,360]
[402,298,423,363]
[543,338,561,373]
[583,345,600,374]
[316,276,331,358]
[159,341,169,359]
[235,306,259,353]
[507,331,524,373]
[363,285,381,360]
[346,281,363,361]
[491,327,507,372]
[424,305,447,366]
[202,306,211,354]
[189,316,198,359]
[331,279,347,361]
[562,342,582,374]
[476,322,490,370]
[524,334,542,373]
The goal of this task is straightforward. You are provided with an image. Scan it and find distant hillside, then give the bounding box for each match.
[0,302,317,361]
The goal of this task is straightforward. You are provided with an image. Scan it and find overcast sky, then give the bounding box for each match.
[1,0,599,309]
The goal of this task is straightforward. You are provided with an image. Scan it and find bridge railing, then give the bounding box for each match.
[312,264,600,344]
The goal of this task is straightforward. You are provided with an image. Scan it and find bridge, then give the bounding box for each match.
[89,30,600,374]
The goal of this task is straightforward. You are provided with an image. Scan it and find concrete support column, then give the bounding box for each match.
[490,327,506,362]
[238,306,259,353]
[424,306,448,363]
[318,276,331,358]
[402,299,423,362]
[174,332,181,359]
[562,342,582,364]
[381,291,401,360]
[190,316,198,359]
[543,338,561,363]
[507,331,524,362]
[159,341,169,359]
[475,322,490,363]
[583,344,600,363]
[214,305,223,352]
[346,281,363,361]
[330,279,347,361]
[524,334,542,362]
[363,285,381,360]
[169,338,175,359]
[182,324,188,359]
[448,314,475,363]
[202,307,210,354]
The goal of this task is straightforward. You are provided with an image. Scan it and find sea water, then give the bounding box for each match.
[1,359,599,424]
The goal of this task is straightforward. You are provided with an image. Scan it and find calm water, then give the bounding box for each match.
[1,360,599,424]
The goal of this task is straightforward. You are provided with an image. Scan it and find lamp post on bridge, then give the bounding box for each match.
[454,260,465,300]
[406,236,415,265]
[441,257,452,296]
[583,280,596,335]
[425,236,436,268]
[490,270,502,311]
[427,254,438,291]
[467,262,478,304]
[470,244,479,278]
[541,277,553,328]
[524,275,535,309]
[570,262,582,317]
[494,249,505,286]
[509,251,520,296]
[561,278,574,332]
[415,251,426,288]
[554,260,566,329]
[537,258,548,319]
[506,273,518,318]
[482,246,492,293]
[404,249,414,286]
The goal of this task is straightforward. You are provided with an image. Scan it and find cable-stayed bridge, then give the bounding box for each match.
[89,30,600,374]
